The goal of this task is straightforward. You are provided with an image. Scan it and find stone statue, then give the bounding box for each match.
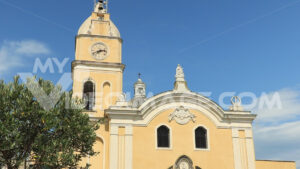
[118,93,126,102]
[174,64,190,92]
[175,64,186,83]
[176,64,184,79]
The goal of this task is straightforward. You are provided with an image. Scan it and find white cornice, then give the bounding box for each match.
[106,91,256,128]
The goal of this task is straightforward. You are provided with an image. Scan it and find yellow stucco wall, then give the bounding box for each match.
[75,37,122,63]
[73,5,297,169]
[73,62,121,169]
[256,160,296,169]
[79,124,109,169]
[73,10,122,169]
[72,70,122,117]
[132,109,235,169]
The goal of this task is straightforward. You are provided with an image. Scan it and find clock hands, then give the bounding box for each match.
[91,43,108,60]
[92,49,107,56]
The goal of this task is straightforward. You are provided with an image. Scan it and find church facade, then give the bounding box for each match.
[72,1,296,169]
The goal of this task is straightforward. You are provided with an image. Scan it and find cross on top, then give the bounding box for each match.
[138,73,141,79]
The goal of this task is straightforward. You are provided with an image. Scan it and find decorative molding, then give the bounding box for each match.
[109,124,119,169]
[107,91,256,128]
[169,106,196,125]
[174,64,190,92]
[232,128,256,169]
[245,129,256,169]
[232,128,242,169]
[175,155,193,169]
[72,60,125,72]
[230,96,244,111]
[76,34,123,43]
[108,124,133,169]
[175,64,185,82]
[125,125,133,169]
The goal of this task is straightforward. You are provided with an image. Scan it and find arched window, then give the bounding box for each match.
[195,126,207,149]
[157,125,170,148]
[83,81,95,110]
[195,166,202,169]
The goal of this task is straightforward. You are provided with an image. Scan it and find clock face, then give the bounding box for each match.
[90,42,109,60]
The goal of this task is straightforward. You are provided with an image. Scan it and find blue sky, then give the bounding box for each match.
[0,0,300,167]
[1,0,300,94]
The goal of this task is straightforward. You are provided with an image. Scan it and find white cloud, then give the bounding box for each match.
[0,40,50,74]
[255,89,300,123]
[252,88,300,168]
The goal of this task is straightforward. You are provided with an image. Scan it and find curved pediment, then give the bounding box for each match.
[138,91,225,122]
[106,65,255,128]
[106,90,256,128]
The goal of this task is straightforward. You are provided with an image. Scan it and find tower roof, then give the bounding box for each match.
[77,1,121,38]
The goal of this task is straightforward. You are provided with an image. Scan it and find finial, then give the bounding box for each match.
[94,0,108,14]
[175,64,185,82]
[133,73,147,107]
[229,96,244,111]
[117,93,126,102]
[174,64,190,92]
[115,93,129,107]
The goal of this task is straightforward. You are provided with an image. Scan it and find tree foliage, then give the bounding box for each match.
[0,76,101,169]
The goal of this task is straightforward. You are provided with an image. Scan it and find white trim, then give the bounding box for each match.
[107,91,256,128]
[109,124,119,169]
[232,128,242,169]
[245,129,256,169]
[112,103,220,127]
[108,102,255,129]
[73,65,123,73]
[232,128,256,169]
[193,125,210,151]
[124,125,133,169]
[155,124,173,150]
[109,124,133,169]
[96,135,106,169]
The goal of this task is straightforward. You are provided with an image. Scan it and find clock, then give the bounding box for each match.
[90,42,109,60]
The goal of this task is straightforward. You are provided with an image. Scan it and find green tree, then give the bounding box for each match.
[0,76,101,169]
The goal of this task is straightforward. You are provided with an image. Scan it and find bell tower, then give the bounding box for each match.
[72,0,124,117]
